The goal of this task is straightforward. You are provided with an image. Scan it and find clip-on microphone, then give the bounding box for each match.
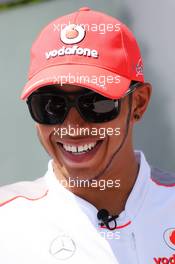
[97,209,118,231]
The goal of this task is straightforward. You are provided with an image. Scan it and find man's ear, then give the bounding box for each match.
[131,82,152,123]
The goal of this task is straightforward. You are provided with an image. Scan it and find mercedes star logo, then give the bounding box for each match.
[49,234,76,260]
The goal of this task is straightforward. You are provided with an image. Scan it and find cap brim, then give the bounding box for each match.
[21,65,131,100]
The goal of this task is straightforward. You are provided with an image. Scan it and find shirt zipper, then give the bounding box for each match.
[131,232,140,264]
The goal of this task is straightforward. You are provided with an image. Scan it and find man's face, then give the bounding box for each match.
[35,83,151,181]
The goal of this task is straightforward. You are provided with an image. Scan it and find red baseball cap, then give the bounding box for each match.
[20,7,144,100]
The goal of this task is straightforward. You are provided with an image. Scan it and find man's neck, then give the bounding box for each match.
[53,149,140,216]
[72,152,139,216]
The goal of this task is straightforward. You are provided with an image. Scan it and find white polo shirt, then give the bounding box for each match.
[0,151,175,264]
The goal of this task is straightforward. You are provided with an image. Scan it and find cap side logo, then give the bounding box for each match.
[136,58,144,77]
[60,24,86,44]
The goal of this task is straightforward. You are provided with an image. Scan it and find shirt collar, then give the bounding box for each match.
[44,160,98,223]
[124,150,151,220]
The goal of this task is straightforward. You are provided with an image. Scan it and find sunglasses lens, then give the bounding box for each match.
[27,94,67,124]
[78,93,120,123]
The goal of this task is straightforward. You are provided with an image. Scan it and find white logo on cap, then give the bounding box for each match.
[45,24,98,59]
[60,24,85,44]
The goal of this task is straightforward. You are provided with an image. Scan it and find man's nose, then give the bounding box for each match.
[63,106,85,128]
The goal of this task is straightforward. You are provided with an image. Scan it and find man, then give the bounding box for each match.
[0,7,175,264]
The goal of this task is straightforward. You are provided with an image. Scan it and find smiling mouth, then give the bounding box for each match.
[57,140,103,155]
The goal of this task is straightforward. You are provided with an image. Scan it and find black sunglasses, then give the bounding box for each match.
[26,82,142,125]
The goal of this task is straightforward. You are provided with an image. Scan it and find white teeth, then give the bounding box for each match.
[78,146,84,152]
[61,142,97,154]
[84,144,88,151]
[71,146,77,152]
